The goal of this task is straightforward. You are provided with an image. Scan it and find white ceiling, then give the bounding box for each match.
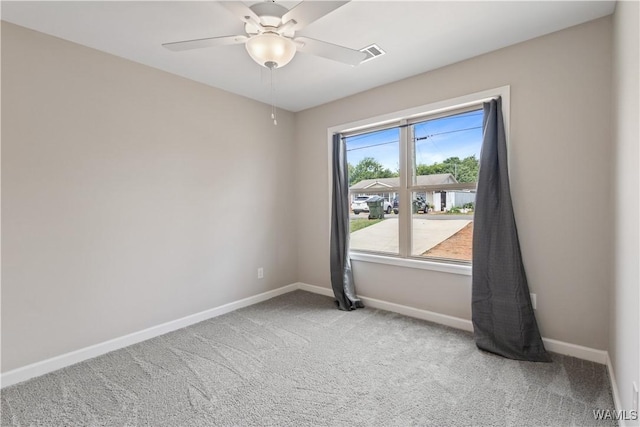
[1,1,615,112]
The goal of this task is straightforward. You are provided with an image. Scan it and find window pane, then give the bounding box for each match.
[410,109,482,261]
[346,128,399,255]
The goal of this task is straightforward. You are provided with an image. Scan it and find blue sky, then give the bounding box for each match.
[346,109,483,171]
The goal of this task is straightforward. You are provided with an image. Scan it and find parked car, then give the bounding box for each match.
[351,196,393,215]
[392,195,427,214]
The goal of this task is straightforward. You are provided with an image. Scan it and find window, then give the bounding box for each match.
[339,89,505,269]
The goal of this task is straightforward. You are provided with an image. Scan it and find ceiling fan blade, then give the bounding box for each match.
[282,1,349,32]
[162,35,247,52]
[219,1,262,26]
[295,36,367,66]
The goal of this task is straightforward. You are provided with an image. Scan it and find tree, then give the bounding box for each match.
[348,157,397,186]
[415,162,448,176]
[415,155,479,183]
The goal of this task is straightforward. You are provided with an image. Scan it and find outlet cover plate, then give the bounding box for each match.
[530,293,537,310]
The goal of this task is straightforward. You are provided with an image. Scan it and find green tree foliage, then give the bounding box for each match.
[415,155,479,183]
[348,157,397,186]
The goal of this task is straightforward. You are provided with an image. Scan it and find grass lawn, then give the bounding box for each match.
[350,218,383,233]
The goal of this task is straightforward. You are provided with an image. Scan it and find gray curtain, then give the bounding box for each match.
[472,98,550,362]
[330,133,364,311]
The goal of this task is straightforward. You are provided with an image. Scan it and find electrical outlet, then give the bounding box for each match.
[530,293,537,310]
[633,382,638,413]
[257,268,264,279]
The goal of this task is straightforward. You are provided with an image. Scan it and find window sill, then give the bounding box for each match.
[349,252,472,276]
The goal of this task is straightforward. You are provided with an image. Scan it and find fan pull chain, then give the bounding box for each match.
[270,66,277,126]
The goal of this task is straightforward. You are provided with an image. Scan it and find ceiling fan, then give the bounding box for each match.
[162,1,367,69]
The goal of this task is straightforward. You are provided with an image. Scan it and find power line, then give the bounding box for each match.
[346,139,399,152]
[345,110,482,143]
[413,112,481,139]
[415,126,482,141]
[346,125,482,152]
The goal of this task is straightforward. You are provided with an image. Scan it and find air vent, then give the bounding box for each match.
[359,44,386,63]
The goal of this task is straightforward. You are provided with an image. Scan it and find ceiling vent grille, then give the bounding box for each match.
[359,44,386,63]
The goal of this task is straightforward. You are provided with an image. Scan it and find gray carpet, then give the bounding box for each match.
[1,290,616,426]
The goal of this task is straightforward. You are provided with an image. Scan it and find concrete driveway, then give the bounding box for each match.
[350,217,471,254]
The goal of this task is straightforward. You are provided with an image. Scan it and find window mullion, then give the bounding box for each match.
[398,119,410,258]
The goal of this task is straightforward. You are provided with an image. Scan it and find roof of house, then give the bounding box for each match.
[350,173,458,190]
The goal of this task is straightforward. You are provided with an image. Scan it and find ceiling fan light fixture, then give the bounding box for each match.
[245,33,296,69]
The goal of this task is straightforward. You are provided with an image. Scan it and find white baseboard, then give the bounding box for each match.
[297,282,608,364]
[1,281,611,390]
[297,282,334,297]
[298,283,474,332]
[541,337,607,364]
[607,354,627,426]
[1,284,298,388]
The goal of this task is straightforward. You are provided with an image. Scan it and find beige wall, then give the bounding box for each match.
[1,22,298,372]
[611,1,640,419]
[295,17,613,350]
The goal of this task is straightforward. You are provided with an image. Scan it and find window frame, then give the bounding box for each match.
[328,86,510,276]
